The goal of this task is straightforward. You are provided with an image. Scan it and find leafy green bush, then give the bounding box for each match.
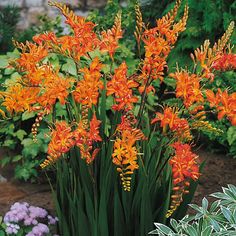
[150,184,236,235]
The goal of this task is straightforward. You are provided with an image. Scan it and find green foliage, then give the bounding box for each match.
[0,5,20,53]
[0,5,63,53]
[0,115,49,181]
[167,0,236,70]
[88,0,139,67]
[150,184,236,235]
[53,124,185,236]
[0,217,6,236]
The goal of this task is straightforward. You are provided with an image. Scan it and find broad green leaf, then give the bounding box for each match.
[228,184,236,196]
[227,127,236,145]
[21,138,41,157]
[164,77,176,88]
[210,200,221,213]
[61,59,77,76]
[3,139,16,148]
[154,223,174,234]
[22,111,35,121]
[221,206,232,222]
[12,155,23,162]
[201,226,213,236]
[4,68,15,75]
[0,56,8,68]
[15,130,27,141]
[0,156,11,167]
[210,218,221,231]
[202,197,209,211]
[10,72,21,80]
[185,225,198,236]
[6,49,20,58]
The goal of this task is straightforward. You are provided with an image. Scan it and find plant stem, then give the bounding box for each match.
[136,72,152,128]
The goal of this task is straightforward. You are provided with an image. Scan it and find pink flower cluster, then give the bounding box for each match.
[3,202,58,236]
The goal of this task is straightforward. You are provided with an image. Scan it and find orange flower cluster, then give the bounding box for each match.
[112,115,145,191]
[206,89,236,125]
[74,114,102,164]
[73,58,103,108]
[212,53,236,71]
[16,42,48,72]
[167,142,199,217]
[3,41,74,118]
[139,1,188,91]
[37,68,74,108]
[170,71,204,111]
[100,13,123,60]
[191,22,235,81]
[41,114,102,168]
[34,2,99,61]
[41,121,75,168]
[1,84,39,114]
[107,62,139,111]
[152,107,192,141]
[34,2,123,62]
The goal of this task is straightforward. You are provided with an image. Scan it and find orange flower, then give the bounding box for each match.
[73,57,104,108]
[89,114,102,142]
[206,89,236,125]
[170,71,204,109]
[139,2,188,88]
[112,115,145,191]
[33,32,58,45]
[152,107,192,141]
[1,84,39,114]
[166,142,200,217]
[74,114,102,164]
[25,66,47,86]
[33,3,99,60]
[17,42,48,72]
[212,53,236,71]
[100,13,122,60]
[41,114,102,167]
[170,142,200,184]
[37,67,74,108]
[107,62,139,111]
[191,22,235,81]
[40,121,75,168]
[152,107,178,129]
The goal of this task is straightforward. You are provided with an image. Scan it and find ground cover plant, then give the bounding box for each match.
[150,184,236,235]
[0,202,58,236]
[0,0,235,235]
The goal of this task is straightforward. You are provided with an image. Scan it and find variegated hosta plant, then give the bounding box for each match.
[0,1,235,235]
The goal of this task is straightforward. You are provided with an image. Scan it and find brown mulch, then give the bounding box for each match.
[191,149,236,206]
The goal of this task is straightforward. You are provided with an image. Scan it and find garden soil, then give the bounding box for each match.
[0,148,236,216]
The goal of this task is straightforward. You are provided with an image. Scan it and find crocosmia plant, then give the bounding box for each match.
[0,0,235,235]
